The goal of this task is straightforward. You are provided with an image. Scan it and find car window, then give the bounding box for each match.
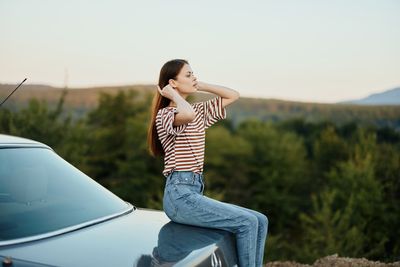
[0,147,130,242]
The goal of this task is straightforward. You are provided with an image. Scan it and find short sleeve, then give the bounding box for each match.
[156,107,187,136]
[203,96,227,129]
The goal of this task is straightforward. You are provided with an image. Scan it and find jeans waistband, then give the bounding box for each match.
[166,171,204,183]
[169,170,203,176]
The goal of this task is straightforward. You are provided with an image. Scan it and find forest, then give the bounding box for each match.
[0,88,399,264]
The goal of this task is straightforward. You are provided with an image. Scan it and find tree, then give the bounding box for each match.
[312,126,348,191]
[235,120,310,235]
[1,92,71,152]
[298,189,366,262]
[84,90,143,180]
[298,129,389,262]
[204,125,252,201]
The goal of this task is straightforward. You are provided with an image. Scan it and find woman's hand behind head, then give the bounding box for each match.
[158,84,177,101]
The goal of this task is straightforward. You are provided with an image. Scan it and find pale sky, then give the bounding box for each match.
[1,0,399,103]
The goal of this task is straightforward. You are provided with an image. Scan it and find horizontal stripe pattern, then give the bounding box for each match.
[156,97,226,177]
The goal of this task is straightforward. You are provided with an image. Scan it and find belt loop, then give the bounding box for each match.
[166,171,174,182]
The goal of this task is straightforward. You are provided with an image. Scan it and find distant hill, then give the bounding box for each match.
[1,83,400,130]
[0,83,155,117]
[0,83,153,109]
[340,87,400,105]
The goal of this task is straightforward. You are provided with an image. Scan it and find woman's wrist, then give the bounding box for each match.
[171,91,184,102]
[196,81,209,92]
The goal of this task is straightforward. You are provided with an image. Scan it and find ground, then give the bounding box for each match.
[265,254,400,267]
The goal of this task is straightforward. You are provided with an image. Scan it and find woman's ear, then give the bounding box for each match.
[169,79,178,89]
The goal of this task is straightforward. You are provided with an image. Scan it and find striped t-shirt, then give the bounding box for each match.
[156,96,226,177]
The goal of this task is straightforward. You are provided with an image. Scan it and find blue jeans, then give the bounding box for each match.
[163,171,269,267]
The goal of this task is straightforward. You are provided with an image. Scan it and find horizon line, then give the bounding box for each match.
[0,81,399,105]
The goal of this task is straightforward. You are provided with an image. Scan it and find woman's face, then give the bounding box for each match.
[170,64,198,96]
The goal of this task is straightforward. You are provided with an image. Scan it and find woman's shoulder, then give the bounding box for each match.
[192,97,220,109]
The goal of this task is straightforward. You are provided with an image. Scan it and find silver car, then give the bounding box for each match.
[0,134,238,267]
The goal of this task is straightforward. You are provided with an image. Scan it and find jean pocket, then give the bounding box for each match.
[171,183,193,200]
[173,184,204,210]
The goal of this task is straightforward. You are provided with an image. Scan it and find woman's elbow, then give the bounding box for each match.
[176,110,195,125]
[186,110,196,122]
[231,90,240,102]
[234,91,240,100]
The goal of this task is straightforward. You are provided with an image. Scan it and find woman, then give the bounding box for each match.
[147,59,268,267]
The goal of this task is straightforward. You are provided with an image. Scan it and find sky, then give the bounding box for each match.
[1,0,399,103]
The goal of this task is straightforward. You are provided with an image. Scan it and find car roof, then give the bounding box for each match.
[0,134,50,149]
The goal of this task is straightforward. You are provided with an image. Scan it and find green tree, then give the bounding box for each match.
[374,142,400,261]
[85,90,144,180]
[204,125,252,201]
[298,129,389,263]
[0,92,71,152]
[115,95,165,209]
[84,91,164,208]
[312,125,349,191]
[234,119,311,262]
[298,189,366,262]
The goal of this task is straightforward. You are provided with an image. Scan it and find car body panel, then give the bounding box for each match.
[0,134,238,266]
[0,134,49,149]
[0,209,237,266]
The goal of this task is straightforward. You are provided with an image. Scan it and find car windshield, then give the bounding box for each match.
[0,147,130,242]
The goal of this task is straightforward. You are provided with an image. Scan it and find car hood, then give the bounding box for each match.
[0,208,237,267]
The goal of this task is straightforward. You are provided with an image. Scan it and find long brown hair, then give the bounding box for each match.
[147,59,189,157]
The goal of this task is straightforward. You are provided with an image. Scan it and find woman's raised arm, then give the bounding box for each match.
[158,85,196,126]
[196,82,240,107]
